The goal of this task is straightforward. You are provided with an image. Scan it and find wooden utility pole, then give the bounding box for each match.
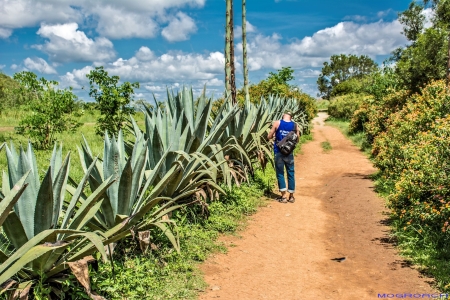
[225,0,237,104]
[242,0,250,102]
[225,0,232,97]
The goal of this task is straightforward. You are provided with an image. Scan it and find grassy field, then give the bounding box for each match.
[0,109,145,183]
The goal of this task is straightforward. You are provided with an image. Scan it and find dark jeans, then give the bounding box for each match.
[275,152,295,193]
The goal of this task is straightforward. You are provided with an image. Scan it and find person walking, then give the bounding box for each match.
[267,111,300,203]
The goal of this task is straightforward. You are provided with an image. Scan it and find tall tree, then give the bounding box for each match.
[225,0,237,104]
[398,1,426,43]
[242,0,250,102]
[424,0,450,87]
[317,54,378,99]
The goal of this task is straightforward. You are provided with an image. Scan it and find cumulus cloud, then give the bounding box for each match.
[0,0,205,39]
[161,12,197,42]
[0,27,12,38]
[60,65,93,89]
[23,57,57,74]
[237,19,407,71]
[61,46,225,94]
[0,0,81,29]
[92,6,159,39]
[33,23,116,63]
[58,16,410,99]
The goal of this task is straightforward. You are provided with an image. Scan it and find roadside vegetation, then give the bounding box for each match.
[319,0,450,292]
[0,60,315,299]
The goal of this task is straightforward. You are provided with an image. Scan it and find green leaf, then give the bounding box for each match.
[34,167,53,235]
[51,153,70,227]
[117,159,133,216]
[3,212,28,250]
[0,171,30,228]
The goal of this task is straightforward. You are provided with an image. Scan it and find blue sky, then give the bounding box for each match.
[0,0,413,102]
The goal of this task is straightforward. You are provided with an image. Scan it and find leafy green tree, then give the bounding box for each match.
[317,54,378,99]
[398,1,426,43]
[86,66,139,136]
[13,71,82,149]
[395,26,447,93]
[423,0,450,85]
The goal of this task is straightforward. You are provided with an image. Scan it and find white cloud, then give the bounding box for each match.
[0,27,12,38]
[161,12,197,42]
[0,0,81,29]
[10,64,18,70]
[60,65,93,89]
[0,64,5,69]
[0,0,205,39]
[33,23,116,63]
[23,57,57,74]
[92,6,159,39]
[422,8,434,29]
[62,46,225,93]
[237,19,407,71]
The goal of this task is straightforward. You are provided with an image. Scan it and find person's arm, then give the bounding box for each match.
[267,121,279,140]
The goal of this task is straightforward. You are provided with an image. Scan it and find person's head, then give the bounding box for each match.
[283,110,293,120]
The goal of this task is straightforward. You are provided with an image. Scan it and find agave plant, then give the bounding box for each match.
[0,142,120,298]
[78,130,187,252]
[129,87,248,190]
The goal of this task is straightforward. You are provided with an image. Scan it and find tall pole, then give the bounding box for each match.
[242,0,250,102]
[229,0,237,104]
[225,0,232,97]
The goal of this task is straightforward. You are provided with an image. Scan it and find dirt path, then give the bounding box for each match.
[200,113,437,300]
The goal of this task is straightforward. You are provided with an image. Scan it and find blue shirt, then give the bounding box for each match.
[274,119,295,154]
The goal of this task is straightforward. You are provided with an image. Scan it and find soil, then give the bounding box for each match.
[199,113,437,300]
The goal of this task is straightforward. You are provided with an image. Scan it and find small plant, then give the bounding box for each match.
[13,71,82,149]
[86,66,139,137]
[321,140,332,152]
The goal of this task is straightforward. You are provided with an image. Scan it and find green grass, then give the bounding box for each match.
[88,167,275,300]
[315,99,329,111]
[324,117,371,154]
[0,110,146,183]
[321,140,332,152]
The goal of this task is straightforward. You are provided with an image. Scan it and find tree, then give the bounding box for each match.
[13,71,81,149]
[86,66,139,136]
[317,54,378,99]
[242,0,250,102]
[423,0,450,86]
[398,1,426,43]
[395,26,448,93]
[225,0,237,104]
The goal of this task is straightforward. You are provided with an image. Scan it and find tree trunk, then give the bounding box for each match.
[242,0,250,102]
[225,0,232,97]
[229,0,237,104]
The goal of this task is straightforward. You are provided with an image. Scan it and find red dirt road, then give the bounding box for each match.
[199,113,437,300]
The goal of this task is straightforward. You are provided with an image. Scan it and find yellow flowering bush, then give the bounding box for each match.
[372,80,450,232]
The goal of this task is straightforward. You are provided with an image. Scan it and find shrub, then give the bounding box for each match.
[327,93,367,120]
[372,80,450,234]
